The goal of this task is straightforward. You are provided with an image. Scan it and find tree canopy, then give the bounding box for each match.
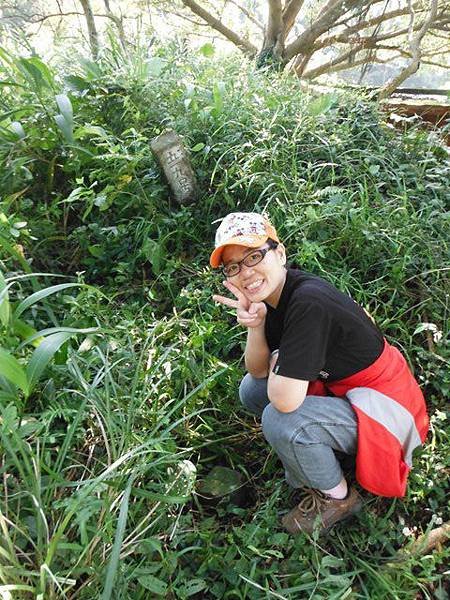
[0,0,448,95]
[175,0,449,93]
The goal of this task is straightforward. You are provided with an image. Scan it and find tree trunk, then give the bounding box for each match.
[79,0,100,60]
[257,0,305,69]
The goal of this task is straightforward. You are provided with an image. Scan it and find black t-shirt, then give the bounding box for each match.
[265,267,384,382]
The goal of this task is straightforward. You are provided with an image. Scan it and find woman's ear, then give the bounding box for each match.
[277,243,287,266]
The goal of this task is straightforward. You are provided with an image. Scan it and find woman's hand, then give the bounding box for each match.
[213,280,267,328]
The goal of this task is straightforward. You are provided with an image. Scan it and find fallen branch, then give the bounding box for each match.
[395,521,450,559]
[406,522,450,556]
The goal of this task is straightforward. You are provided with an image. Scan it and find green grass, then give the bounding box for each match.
[0,39,449,598]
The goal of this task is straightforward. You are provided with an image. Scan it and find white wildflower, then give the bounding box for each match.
[431,514,443,526]
[433,330,443,343]
[413,322,443,344]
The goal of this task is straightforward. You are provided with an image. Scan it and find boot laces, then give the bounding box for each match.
[297,489,329,516]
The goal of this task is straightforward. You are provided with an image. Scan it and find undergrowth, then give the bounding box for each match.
[0,39,449,599]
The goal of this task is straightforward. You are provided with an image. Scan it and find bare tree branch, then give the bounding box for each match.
[304,53,390,79]
[282,0,305,37]
[1,11,107,23]
[303,46,363,79]
[180,0,257,55]
[379,0,439,99]
[429,30,450,38]
[300,31,415,80]
[313,6,423,50]
[285,0,382,61]
[227,0,264,31]
[169,10,209,27]
[102,0,127,51]
[316,0,346,20]
[332,1,406,29]
[420,41,450,54]
[422,58,450,68]
[314,20,434,55]
[9,8,135,29]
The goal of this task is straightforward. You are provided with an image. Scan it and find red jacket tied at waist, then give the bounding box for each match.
[307,340,429,497]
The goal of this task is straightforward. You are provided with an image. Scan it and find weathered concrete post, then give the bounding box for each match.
[150,130,198,205]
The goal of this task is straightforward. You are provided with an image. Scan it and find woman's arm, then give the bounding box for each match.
[267,350,308,412]
[268,372,308,412]
[213,280,270,377]
[245,324,270,378]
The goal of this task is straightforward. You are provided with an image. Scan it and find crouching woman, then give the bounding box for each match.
[211,212,429,535]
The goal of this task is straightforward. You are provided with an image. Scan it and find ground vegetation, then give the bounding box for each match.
[0,40,449,598]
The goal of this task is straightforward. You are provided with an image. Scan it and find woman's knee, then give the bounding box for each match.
[261,401,319,448]
[261,403,294,447]
[262,396,358,455]
[239,373,269,416]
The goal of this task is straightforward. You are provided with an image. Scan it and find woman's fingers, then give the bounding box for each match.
[238,312,255,320]
[249,302,266,315]
[213,294,264,327]
[223,280,249,307]
[213,294,240,309]
[239,319,258,327]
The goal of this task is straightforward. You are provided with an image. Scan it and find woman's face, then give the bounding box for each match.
[221,242,287,307]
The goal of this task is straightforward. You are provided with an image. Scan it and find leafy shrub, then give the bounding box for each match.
[0,40,448,598]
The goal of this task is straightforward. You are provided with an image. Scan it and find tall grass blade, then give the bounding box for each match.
[13,283,84,319]
[18,326,99,350]
[0,271,10,326]
[0,233,32,272]
[101,477,134,600]
[0,585,35,593]
[26,331,74,392]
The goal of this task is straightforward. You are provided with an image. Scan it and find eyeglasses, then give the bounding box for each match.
[222,241,279,277]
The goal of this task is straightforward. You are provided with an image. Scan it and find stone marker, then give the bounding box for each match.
[150,130,198,204]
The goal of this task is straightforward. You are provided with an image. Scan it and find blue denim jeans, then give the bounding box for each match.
[239,373,358,490]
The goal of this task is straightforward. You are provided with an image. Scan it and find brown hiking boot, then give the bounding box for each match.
[282,487,362,535]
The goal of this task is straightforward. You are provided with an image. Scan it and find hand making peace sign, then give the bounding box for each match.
[213,280,267,328]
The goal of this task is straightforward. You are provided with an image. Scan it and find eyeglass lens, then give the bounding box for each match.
[223,249,265,276]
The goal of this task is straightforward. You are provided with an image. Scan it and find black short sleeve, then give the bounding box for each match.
[274,295,332,381]
[264,268,384,382]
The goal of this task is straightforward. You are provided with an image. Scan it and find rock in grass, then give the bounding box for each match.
[197,466,243,499]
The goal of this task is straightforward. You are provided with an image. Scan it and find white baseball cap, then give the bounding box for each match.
[210,212,280,268]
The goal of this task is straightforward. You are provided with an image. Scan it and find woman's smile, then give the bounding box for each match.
[245,278,264,293]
